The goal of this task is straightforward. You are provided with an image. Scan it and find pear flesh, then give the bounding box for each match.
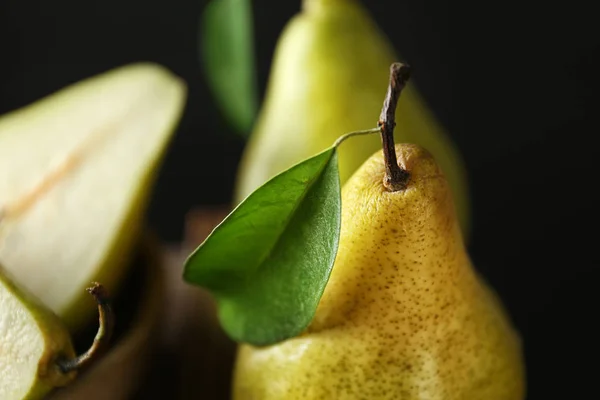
[233,144,525,399]
[0,267,76,400]
[0,63,186,331]
[234,0,470,237]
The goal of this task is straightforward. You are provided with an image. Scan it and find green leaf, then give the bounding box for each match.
[183,147,341,346]
[200,0,258,135]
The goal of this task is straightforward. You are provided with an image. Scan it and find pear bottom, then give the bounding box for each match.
[232,275,524,400]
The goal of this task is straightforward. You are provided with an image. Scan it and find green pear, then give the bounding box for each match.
[234,0,470,238]
[0,63,186,332]
[232,143,525,399]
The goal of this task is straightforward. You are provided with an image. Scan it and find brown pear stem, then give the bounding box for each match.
[57,282,115,373]
[378,62,412,191]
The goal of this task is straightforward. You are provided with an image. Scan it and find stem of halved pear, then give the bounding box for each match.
[57,282,115,373]
[378,62,412,191]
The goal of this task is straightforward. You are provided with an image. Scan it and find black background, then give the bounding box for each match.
[1,1,598,399]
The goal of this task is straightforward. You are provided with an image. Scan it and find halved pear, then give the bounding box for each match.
[0,265,76,400]
[0,62,187,331]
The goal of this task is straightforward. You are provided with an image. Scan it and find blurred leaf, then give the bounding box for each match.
[183,147,341,346]
[200,0,258,135]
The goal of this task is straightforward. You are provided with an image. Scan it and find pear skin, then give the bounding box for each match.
[234,0,471,239]
[232,144,525,399]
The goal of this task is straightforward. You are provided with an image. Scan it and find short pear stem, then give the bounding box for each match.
[57,282,115,373]
[378,62,412,191]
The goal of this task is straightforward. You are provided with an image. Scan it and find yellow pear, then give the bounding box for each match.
[234,0,470,238]
[0,265,111,400]
[232,142,525,399]
[0,63,186,332]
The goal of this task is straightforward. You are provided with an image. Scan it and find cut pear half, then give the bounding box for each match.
[0,63,187,331]
[0,266,76,400]
[0,265,113,400]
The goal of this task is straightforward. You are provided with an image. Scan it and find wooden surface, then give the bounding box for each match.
[135,206,236,400]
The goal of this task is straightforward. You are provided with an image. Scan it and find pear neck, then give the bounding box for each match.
[302,0,353,13]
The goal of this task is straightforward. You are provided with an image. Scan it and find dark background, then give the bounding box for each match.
[1,0,598,399]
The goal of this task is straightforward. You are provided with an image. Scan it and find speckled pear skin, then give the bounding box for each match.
[232,144,526,400]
